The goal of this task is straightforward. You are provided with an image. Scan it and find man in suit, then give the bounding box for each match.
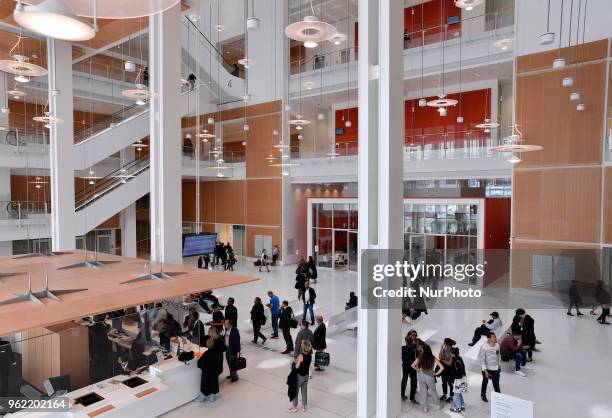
[224,319,241,382]
[313,315,327,371]
[224,297,238,327]
[0,339,17,397]
[279,301,295,354]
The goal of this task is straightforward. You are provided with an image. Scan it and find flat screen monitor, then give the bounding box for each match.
[182,233,217,257]
[335,127,345,135]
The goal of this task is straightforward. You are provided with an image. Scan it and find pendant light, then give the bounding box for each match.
[246,0,260,30]
[539,0,556,45]
[454,0,484,12]
[553,0,566,69]
[457,29,464,124]
[8,84,27,100]
[285,0,337,48]
[475,90,500,130]
[561,0,575,87]
[418,3,426,107]
[343,0,352,128]
[428,21,457,112]
[492,5,513,51]
[122,20,155,104]
[0,35,48,82]
[14,0,97,41]
[572,0,587,111]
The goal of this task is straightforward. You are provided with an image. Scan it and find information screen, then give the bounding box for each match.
[182,233,217,257]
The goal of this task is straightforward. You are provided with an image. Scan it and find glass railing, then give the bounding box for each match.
[73,102,147,144]
[289,129,504,161]
[289,9,514,76]
[0,200,48,222]
[182,145,246,164]
[75,157,150,211]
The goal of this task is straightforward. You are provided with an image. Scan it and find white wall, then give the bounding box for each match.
[515,0,612,56]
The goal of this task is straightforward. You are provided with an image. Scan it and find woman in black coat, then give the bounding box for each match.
[250,297,267,344]
[307,256,318,283]
[196,338,220,402]
[313,315,327,371]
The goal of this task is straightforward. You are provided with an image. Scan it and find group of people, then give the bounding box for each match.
[402,308,539,413]
[195,242,237,271]
[567,279,611,324]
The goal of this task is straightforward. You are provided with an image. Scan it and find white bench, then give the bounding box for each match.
[326,307,358,332]
[464,323,512,361]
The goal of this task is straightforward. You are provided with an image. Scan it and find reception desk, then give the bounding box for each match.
[10,355,201,418]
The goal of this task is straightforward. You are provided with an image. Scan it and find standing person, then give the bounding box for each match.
[512,309,536,361]
[196,338,221,402]
[567,280,584,316]
[438,338,456,403]
[279,301,295,354]
[266,291,280,339]
[294,320,314,357]
[411,344,445,413]
[295,257,308,299]
[142,66,149,86]
[205,326,225,378]
[250,297,267,344]
[288,340,313,413]
[450,347,467,413]
[594,280,611,324]
[272,245,279,266]
[224,319,241,382]
[208,303,224,334]
[259,249,270,272]
[312,315,327,371]
[218,244,227,271]
[301,281,316,326]
[306,256,318,283]
[224,297,238,328]
[478,332,501,402]
[468,311,502,346]
[213,242,219,267]
[500,332,530,377]
[187,73,196,91]
[203,253,210,269]
[197,255,204,269]
[401,330,419,404]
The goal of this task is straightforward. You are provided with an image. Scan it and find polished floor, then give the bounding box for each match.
[162,260,612,418]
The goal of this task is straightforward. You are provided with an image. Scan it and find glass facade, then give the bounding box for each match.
[311,200,482,271]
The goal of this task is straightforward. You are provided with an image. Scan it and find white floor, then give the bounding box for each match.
[162,260,612,418]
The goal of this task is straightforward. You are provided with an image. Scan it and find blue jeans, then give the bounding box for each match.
[303,304,314,323]
[514,350,526,371]
[271,313,279,337]
[454,393,464,409]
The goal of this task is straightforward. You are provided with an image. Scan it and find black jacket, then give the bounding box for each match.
[250,303,266,326]
[279,306,294,330]
[401,344,418,369]
[453,356,466,380]
[313,323,327,350]
[197,348,220,396]
[307,259,318,279]
[225,305,238,327]
[301,287,317,304]
[287,366,298,401]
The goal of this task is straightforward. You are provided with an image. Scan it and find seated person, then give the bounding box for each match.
[157,318,181,351]
[183,310,206,347]
[345,291,358,310]
[117,340,148,374]
[468,311,502,346]
[198,291,224,313]
[500,332,530,377]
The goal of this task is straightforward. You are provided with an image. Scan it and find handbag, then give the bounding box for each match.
[314,351,330,367]
[289,311,298,328]
[454,377,468,393]
[233,354,247,370]
[177,350,195,364]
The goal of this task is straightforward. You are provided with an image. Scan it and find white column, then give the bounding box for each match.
[121,203,137,258]
[0,72,8,127]
[357,0,404,416]
[47,39,75,251]
[0,165,11,255]
[149,4,183,264]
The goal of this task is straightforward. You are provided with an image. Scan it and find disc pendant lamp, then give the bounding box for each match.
[285,0,337,48]
[14,0,96,41]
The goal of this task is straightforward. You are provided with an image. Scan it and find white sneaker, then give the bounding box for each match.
[522,364,534,370]
[514,370,527,377]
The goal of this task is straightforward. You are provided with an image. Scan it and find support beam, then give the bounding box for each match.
[47,39,76,252]
[357,0,404,416]
[149,4,183,264]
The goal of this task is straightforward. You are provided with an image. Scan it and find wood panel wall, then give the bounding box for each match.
[511,37,608,290]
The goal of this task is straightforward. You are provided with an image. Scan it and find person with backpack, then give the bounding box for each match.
[250,297,267,344]
[279,300,296,354]
[450,347,467,413]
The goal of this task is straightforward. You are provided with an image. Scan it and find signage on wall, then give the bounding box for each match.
[468,179,480,188]
[491,392,534,418]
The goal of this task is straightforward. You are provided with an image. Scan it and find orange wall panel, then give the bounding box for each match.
[246,226,282,258]
[215,180,246,224]
[512,168,601,243]
[245,114,282,178]
[246,179,282,226]
[516,39,608,74]
[515,62,605,167]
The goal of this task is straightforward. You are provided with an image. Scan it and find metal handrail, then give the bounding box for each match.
[183,16,234,70]
[75,157,150,210]
[73,102,146,143]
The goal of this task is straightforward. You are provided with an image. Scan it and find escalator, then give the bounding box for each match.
[74,158,150,236]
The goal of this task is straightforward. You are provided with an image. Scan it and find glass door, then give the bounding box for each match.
[333,230,348,270]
